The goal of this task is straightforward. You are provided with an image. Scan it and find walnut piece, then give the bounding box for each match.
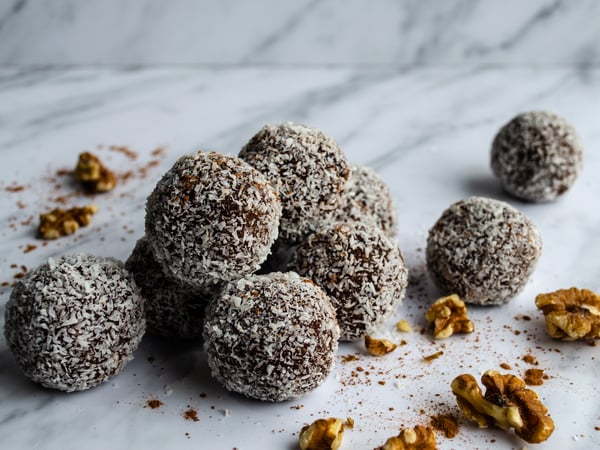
[451,370,554,443]
[395,319,412,332]
[38,205,98,239]
[74,152,116,193]
[377,425,437,450]
[299,418,345,450]
[365,335,397,356]
[425,294,474,339]
[535,287,600,340]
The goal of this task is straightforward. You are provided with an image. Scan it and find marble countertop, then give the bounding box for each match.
[1,66,600,449]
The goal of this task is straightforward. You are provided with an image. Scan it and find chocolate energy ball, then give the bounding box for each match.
[426,196,542,305]
[334,164,397,237]
[491,111,583,202]
[203,272,339,402]
[239,122,350,243]
[289,222,408,341]
[145,151,282,288]
[4,253,145,392]
[126,236,214,340]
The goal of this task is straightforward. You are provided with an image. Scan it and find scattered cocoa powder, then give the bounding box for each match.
[145,399,164,409]
[23,244,37,254]
[342,354,360,363]
[524,368,548,386]
[500,362,512,370]
[423,351,443,362]
[183,408,199,422]
[109,145,138,160]
[430,414,459,438]
[5,185,25,193]
[522,353,539,365]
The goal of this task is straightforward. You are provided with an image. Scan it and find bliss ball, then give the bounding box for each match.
[145,151,282,288]
[491,111,583,202]
[333,164,397,237]
[4,253,145,392]
[203,272,339,402]
[426,196,542,305]
[125,236,214,340]
[289,222,408,341]
[239,122,350,244]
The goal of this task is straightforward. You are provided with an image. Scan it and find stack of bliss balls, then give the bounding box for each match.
[137,123,409,401]
[4,122,408,400]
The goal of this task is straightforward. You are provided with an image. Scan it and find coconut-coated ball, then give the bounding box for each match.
[4,253,145,392]
[289,222,408,341]
[145,151,282,288]
[426,196,542,305]
[125,236,214,340]
[491,111,583,202]
[203,272,339,402]
[239,122,350,244]
[333,164,397,237]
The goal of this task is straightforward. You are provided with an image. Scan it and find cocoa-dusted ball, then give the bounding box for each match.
[239,123,350,243]
[145,151,282,288]
[126,236,214,340]
[333,164,397,237]
[491,111,583,202]
[289,222,408,341]
[203,272,339,402]
[4,254,145,392]
[426,197,542,305]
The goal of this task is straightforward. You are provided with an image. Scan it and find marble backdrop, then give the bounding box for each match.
[1,0,599,66]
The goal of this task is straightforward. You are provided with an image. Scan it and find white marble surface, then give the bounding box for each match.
[1,0,600,66]
[1,66,600,449]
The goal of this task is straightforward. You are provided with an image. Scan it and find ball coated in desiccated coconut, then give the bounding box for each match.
[4,253,145,392]
[426,196,542,305]
[126,236,213,340]
[333,164,397,237]
[145,151,282,288]
[203,272,340,402]
[491,111,583,202]
[289,222,408,341]
[239,122,350,243]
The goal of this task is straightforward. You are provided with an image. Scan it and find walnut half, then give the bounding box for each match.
[377,425,437,450]
[364,335,397,356]
[74,152,116,193]
[451,370,554,443]
[38,205,98,239]
[425,294,474,339]
[299,418,346,450]
[535,287,600,340]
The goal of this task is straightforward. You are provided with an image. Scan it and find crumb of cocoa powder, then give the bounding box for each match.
[342,354,360,363]
[145,399,163,409]
[183,408,199,422]
[522,353,539,365]
[430,414,459,438]
[23,244,37,254]
[13,265,28,279]
[151,147,165,157]
[109,145,138,160]
[5,185,25,193]
[56,168,73,177]
[500,362,512,370]
[423,351,443,362]
[524,368,548,386]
